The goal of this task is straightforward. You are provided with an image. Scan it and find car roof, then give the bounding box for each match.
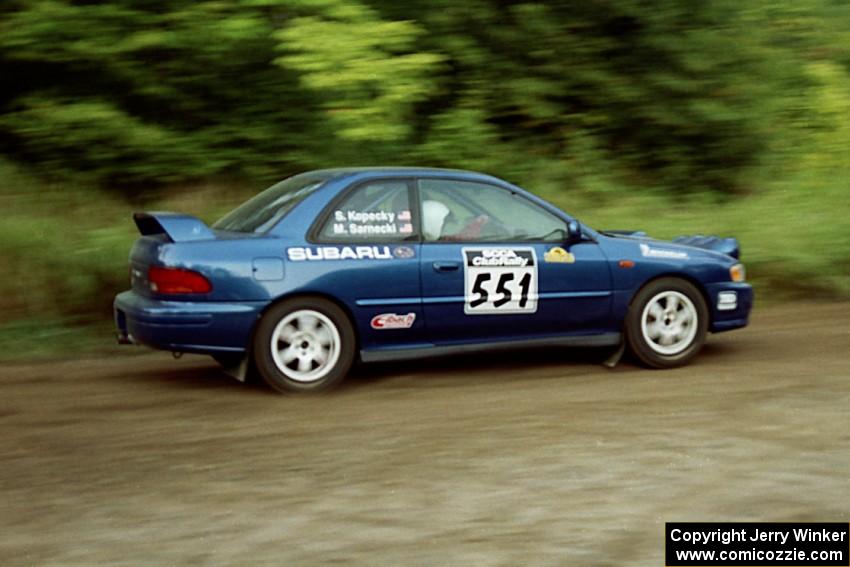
[302,166,506,184]
[309,166,478,175]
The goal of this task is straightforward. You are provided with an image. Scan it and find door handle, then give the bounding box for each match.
[432,261,460,272]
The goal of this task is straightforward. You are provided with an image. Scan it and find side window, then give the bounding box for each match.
[419,179,567,242]
[318,180,415,242]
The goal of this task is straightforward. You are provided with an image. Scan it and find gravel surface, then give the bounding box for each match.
[2,302,849,566]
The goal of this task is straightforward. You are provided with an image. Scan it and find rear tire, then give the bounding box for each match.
[626,278,708,368]
[253,297,355,393]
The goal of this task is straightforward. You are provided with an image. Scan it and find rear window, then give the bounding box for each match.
[213,174,329,233]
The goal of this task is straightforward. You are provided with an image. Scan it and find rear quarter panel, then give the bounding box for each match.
[139,237,286,302]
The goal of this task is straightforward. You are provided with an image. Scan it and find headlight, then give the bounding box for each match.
[730,263,746,282]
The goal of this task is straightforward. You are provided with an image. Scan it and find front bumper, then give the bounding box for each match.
[705,282,754,333]
[114,291,265,354]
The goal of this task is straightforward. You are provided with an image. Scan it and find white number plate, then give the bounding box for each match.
[463,247,538,315]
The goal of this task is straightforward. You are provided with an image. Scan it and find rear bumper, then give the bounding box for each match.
[705,282,754,333]
[114,291,265,354]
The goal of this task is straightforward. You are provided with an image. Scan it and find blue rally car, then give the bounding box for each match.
[114,168,752,393]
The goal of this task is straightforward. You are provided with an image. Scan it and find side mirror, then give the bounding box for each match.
[566,220,582,243]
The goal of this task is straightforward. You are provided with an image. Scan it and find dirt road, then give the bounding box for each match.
[2,303,849,566]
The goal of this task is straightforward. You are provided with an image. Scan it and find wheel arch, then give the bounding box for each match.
[628,272,713,328]
[248,291,361,358]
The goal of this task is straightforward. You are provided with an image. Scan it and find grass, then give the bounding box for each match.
[0,158,847,361]
[0,162,252,362]
[535,168,850,300]
[0,318,131,362]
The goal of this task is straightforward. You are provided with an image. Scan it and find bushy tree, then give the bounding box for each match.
[0,0,848,196]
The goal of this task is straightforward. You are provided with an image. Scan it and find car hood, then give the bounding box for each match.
[604,230,740,260]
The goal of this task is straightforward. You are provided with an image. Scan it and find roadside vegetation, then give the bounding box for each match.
[0,0,848,359]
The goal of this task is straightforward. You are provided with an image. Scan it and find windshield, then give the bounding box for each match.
[213,173,330,233]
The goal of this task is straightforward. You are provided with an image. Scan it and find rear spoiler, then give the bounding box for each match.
[133,212,216,242]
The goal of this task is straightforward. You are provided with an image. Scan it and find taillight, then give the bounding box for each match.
[148,266,212,294]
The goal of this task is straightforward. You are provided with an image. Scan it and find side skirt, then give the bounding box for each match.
[360,333,621,363]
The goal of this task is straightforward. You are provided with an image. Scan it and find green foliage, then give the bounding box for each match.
[274,0,444,144]
[0,159,249,325]
[0,162,134,321]
[0,0,318,185]
[0,318,120,362]
[2,0,841,192]
[0,0,850,359]
[0,98,210,184]
[552,179,850,299]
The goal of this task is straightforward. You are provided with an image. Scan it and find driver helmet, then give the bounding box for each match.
[422,200,450,240]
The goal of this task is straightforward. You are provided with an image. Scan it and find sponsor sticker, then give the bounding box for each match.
[544,246,575,264]
[462,247,538,315]
[335,210,396,224]
[330,209,414,236]
[639,243,689,260]
[371,312,416,330]
[287,246,394,261]
[393,246,416,259]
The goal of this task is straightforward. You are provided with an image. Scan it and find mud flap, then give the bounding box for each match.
[603,341,625,369]
[220,357,249,382]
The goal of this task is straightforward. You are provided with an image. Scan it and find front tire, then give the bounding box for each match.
[625,278,708,368]
[253,297,355,393]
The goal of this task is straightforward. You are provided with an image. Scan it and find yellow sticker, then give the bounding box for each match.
[544,247,575,264]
